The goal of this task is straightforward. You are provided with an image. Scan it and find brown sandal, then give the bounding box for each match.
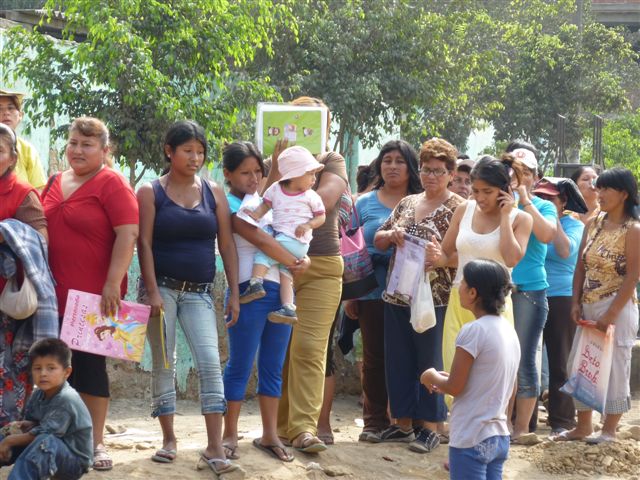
[293,432,327,453]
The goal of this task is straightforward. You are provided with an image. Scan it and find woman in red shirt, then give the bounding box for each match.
[0,122,49,425]
[42,117,139,471]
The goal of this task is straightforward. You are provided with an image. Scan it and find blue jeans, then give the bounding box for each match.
[224,280,292,400]
[449,435,510,480]
[2,434,86,480]
[513,289,548,398]
[147,286,226,416]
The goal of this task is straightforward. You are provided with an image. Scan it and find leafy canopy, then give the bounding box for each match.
[2,0,294,184]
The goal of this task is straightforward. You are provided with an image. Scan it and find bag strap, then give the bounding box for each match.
[350,202,361,228]
[41,172,60,200]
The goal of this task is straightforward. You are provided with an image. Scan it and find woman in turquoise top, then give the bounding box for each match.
[343,140,422,442]
[221,141,309,463]
[507,142,558,441]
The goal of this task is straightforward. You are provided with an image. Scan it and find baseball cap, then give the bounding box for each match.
[511,148,538,170]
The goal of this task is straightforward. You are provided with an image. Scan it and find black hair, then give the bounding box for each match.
[29,338,72,369]
[457,154,470,160]
[595,167,640,220]
[164,120,207,163]
[356,163,373,194]
[463,259,512,315]
[505,139,538,157]
[570,165,601,184]
[470,154,524,191]
[222,141,265,176]
[372,140,423,194]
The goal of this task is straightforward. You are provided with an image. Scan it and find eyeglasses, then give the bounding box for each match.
[420,168,449,177]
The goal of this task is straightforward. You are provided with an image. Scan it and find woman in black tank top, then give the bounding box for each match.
[137,121,239,474]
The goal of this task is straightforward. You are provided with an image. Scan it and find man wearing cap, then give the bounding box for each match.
[505,141,558,443]
[449,155,474,199]
[0,89,47,188]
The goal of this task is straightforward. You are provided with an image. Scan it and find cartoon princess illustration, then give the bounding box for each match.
[94,313,147,360]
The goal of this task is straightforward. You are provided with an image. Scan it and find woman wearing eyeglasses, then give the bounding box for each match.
[427,155,532,379]
[373,138,463,453]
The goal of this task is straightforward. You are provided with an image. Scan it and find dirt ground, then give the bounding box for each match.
[2,395,638,480]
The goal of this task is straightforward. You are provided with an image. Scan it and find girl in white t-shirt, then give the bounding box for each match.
[421,259,520,480]
[241,146,326,324]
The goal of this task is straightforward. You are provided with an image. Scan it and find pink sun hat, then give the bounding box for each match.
[278,146,324,181]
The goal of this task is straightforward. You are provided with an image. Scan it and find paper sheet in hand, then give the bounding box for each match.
[236,192,273,228]
[386,234,427,304]
[256,103,328,156]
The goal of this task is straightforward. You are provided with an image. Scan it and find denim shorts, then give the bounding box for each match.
[513,289,548,398]
[449,435,510,480]
[254,233,309,276]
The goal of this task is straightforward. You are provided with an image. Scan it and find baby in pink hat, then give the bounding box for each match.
[241,146,326,323]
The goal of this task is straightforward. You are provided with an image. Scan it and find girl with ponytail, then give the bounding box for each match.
[421,259,520,480]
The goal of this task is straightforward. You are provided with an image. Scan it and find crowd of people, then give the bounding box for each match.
[0,88,638,479]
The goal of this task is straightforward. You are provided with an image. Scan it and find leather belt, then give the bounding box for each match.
[157,275,212,294]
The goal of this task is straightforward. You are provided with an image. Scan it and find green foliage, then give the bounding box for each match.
[3,0,638,175]
[247,0,638,162]
[491,1,639,162]
[580,110,640,178]
[1,0,294,184]
[247,0,508,155]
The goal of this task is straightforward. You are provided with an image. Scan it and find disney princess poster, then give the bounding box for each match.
[60,290,151,362]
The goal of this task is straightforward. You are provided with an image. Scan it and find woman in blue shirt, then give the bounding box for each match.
[343,140,422,443]
[533,179,585,435]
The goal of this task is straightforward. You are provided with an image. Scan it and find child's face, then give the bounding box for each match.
[289,170,317,192]
[31,355,71,398]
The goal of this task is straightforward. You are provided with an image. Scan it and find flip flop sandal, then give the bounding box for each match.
[93,447,113,471]
[278,436,292,447]
[317,433,334,445]
[550,430,586,442]
[252,438,294,462]
[151,448,177,463]
[223,444,239,460]
[196,453,238,475]
[585,433,616,445]
[293,433,327,453]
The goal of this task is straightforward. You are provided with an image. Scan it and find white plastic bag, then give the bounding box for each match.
[560,325,614,413]
[410,272,436,333]
[0,275,38,320]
